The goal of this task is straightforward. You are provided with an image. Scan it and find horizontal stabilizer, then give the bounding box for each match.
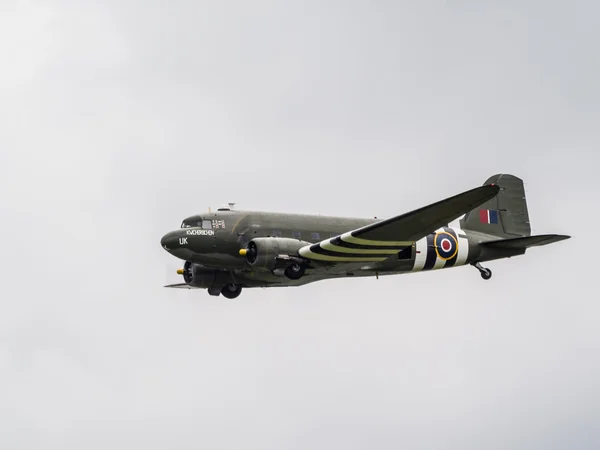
[481,234,570,250]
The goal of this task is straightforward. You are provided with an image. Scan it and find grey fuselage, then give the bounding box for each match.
[160,208,518,289]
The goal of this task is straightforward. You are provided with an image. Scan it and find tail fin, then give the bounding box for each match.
[460,174,531,238]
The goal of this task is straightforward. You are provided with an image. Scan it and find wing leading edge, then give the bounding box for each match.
[298,184,500,263]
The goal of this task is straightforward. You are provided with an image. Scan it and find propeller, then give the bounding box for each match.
[176,260,193,283]
[239,241,257,264]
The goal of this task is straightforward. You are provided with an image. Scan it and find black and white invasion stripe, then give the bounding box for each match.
[298,231,412,262]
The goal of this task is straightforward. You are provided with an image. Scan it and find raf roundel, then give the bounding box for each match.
[434,231,458,261]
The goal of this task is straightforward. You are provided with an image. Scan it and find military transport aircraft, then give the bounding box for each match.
[160,174,570,298]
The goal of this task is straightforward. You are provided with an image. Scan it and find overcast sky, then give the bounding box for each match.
[1,1,599,449]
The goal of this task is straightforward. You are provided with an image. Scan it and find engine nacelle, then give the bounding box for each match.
[181,261,230,288]
[244,237,310,270]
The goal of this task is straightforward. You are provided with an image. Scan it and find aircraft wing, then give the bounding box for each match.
[298,184,500,263]
[164,283,199,289]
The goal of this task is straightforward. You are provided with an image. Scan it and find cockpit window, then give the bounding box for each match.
[181,219,213,229]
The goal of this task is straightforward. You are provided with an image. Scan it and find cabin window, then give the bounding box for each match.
[272,230,282,237]
[311,232,320,240]
[201,220,212,229]
[292,231,301,239]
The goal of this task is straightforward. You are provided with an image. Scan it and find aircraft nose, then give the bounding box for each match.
[160,230,195,261]
[160,231,178,251]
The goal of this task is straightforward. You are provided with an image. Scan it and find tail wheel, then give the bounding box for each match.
[284,263,306,280]
[221,283,242,299]
[472,262,492,281]
[480,269,492,280]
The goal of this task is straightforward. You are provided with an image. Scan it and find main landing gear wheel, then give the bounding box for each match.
[284,263,306,280]
[221,283,242,299]
[472,262,492,281]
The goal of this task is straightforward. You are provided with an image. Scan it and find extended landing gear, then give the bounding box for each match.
[472,262,492,281]
[220,283,242,299]
[284,263,306,280]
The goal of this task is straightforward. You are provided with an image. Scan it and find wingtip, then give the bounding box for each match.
[477,183,500,198]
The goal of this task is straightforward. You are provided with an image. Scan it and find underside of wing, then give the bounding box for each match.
[299,184,499,263]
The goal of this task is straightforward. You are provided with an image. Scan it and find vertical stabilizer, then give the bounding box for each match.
[460,174,531,238]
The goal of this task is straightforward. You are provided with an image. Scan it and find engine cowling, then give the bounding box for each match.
[244,237,310,270]
[181,260,230,288]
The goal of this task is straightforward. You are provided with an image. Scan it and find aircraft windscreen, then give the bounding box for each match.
[180,219,213,229]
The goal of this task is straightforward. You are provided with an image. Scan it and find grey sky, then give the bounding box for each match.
[1,1,598,449]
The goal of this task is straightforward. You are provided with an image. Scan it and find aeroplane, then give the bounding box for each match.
[160,174,570,298]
